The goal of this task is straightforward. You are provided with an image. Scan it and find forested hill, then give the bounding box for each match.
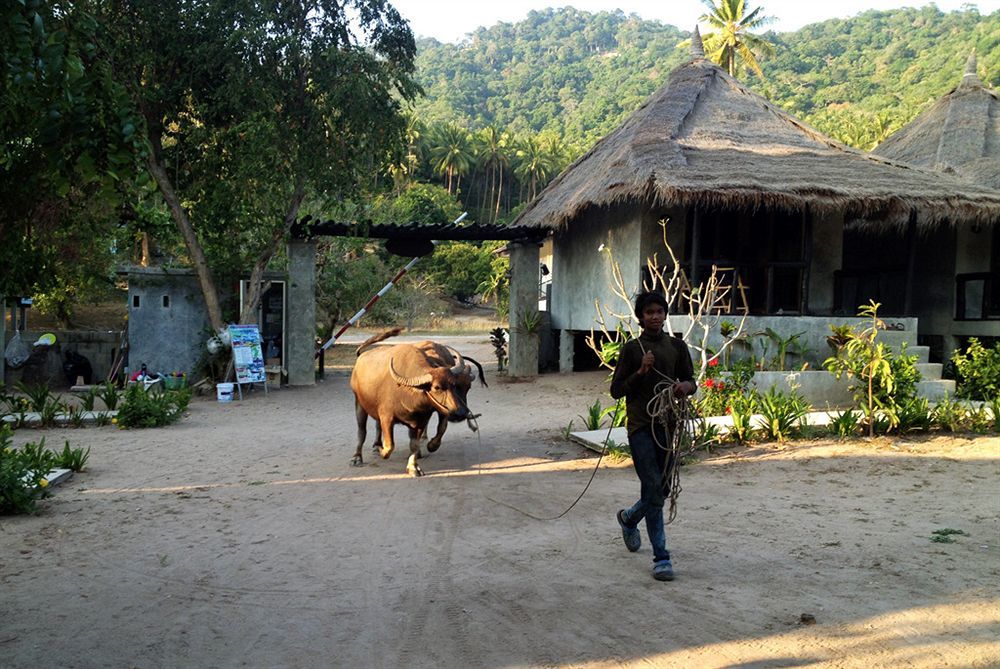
[411,5,1000,150]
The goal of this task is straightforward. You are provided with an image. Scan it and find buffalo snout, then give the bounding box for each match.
[447,405,470,422]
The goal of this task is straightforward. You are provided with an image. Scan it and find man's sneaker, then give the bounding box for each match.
[652,559,675,581]
[617,509,641,552]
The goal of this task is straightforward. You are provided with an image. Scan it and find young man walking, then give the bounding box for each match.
[609,291,696,581]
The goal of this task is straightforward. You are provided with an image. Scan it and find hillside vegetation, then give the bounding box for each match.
[411,5,999,151]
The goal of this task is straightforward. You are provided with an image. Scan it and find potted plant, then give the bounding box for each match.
[163,371,187,391]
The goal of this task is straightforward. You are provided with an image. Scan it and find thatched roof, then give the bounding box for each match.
[512,54,1000,231]
[874,54,999,189]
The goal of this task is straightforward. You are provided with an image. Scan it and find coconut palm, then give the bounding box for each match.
[477,126,512,223]
[699,0,775,79]
[428,122,474,194]
[514,134,556,201]
[387,114,426,193]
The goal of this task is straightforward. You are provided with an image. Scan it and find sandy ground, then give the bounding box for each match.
[2,333,999,669]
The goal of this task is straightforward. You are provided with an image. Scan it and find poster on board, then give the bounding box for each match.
[228,324,266,384]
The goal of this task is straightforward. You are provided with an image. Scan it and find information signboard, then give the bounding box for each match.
[228,324,266,385]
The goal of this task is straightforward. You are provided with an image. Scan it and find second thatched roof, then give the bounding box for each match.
[874,54,999,189]
[512,54,1000,231]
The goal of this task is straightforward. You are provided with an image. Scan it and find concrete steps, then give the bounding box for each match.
[875,334,953,400]
[917,379,957,401]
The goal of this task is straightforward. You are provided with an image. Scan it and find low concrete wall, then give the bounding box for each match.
[749,370,853,409]
[2,329,119,388]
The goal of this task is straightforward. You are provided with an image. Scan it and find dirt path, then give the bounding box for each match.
[1,358,998,668]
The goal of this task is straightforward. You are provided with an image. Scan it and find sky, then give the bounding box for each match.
[390,0,1000,43]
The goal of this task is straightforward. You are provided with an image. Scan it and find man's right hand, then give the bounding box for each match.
[638,350,654,375]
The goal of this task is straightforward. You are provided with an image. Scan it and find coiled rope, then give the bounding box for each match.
[645,377,693,524]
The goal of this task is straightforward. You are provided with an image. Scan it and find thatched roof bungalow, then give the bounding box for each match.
[508,36,1000,372]
[871,54,1000,355]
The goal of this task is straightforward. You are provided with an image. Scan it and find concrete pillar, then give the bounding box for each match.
[808,211,843,314]
[0,296,5,386]
[559,329,574,373]
[286,239,317,386]
[507,241,540,377]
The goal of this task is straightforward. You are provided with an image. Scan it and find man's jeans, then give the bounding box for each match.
[622,423,675,563]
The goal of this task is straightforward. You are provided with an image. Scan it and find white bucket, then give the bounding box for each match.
[217,382,234,403]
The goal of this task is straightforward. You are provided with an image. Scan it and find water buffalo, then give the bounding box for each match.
[350,330,486,477]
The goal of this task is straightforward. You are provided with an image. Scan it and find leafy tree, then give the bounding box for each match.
[95,0,418,330]
[421,241,501,303]
[370,182,462,226]
[1,2,142,315]
[698,0,775,78]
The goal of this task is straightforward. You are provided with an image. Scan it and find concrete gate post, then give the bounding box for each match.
[286,239,317,386]
[559,329,574,373]
[0,296,5,385]
[507,241,540,377]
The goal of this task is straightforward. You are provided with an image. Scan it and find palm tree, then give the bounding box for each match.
[428,122,474,194]
[699,0,775,79]
[477,126,512,223]
[514,134,556,201]
[387,114,426,194]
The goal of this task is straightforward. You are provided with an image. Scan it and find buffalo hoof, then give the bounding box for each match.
[350,455,363,467]
[427,439,441,453]
[407,464,424,477]
[379,445,393,460]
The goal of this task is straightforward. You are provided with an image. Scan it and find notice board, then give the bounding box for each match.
[228,324,266,384]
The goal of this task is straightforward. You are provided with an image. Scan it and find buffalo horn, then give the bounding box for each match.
[445,346,465,376]
[389,357,432,387]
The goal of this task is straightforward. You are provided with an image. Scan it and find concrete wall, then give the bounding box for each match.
[551,206,643,332]
[127,268,212,379]
[666,314,919,370]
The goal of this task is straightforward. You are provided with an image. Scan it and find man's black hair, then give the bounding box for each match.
[633,291,669,319]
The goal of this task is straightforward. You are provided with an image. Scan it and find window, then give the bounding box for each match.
[685,207,807,314]
[132,295,140,308]
[162,295,170,308]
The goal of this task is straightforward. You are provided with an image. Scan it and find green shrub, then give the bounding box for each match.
[968,403,993,434]
[1,427,51,515]
[727,391,758,444]
[52,441,90,472]
[932,395,969,432]
[116,386,190,429]
[604,438,631,461]
[756,387,810,442]
[824,302,921,436]
[897,397,933,433]
[96,382,121,411]
[579,399,603,430]
[951,338,1000,401]
[696,357,756,417]
[688,419,724,452]
[829,409,862,439]
[600,399,627,428]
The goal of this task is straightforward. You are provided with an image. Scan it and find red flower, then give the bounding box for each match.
[725,406,732,414]
[704,378,715,388]
[717,381,726,390]
[708,359,719,367]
